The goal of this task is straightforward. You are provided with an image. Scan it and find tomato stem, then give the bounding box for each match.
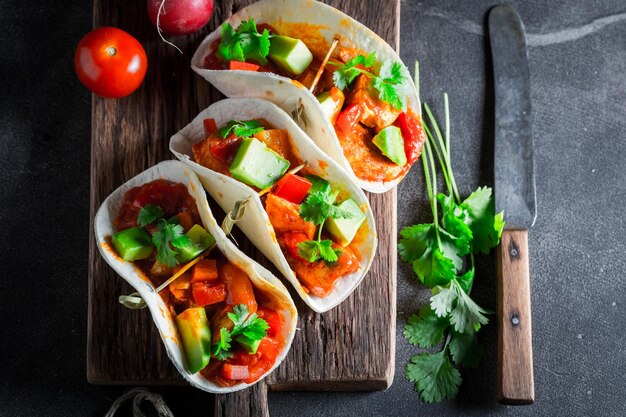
[106,46,117,57]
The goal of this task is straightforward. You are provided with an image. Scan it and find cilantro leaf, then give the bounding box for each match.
[218,120,264,139]
[152,220,189,267]
[406,350,462,403]
[413,247,456,287]
[456,267,475,294]
[404,305,448,348]
[449,331,484,369]
[297,239,342,264]
[449,281,490,333]
[438,193,472,250]
[398,224,433,263]
[299,190,353,225]
[213,304,269,359]
[332,52,376,90]
[213,328,233,360]
[430,284,457,318]
[217,19,270,65]
[137,204,164,227]
[460,187,505,254]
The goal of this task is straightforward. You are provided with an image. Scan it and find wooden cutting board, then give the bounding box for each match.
[87,1,399,415]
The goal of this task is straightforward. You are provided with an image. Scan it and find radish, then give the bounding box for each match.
[147,0,214,36]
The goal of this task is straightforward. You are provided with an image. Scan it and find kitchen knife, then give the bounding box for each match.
[488,4,537,405]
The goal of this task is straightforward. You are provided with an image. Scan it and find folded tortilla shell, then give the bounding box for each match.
[94,160,297,393]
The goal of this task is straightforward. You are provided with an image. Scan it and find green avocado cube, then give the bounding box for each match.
[230,137,290,189]
[236,334,263,354]
[372,126,407,166]
[175,307,212,373]
[111,227,154,261]
[268,35,313,75]
[325,199,367,247]
[305,174,331,195]
[177,224,216,263]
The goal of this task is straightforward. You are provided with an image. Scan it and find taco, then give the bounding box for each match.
[94,160,297,393]
[191,0,426,193]
[170,98,377,313]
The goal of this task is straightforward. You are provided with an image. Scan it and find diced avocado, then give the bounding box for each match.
[325,199,367,247]
[111,227,153,261]
[236,334,262,354]
[268,35,313,75]
[177,224,216,263]
[175,307,212,374]
[305,174,331,195]
[372,126,407,166]
[230,137,290,189]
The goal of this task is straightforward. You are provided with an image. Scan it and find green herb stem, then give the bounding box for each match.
[422,121,454,198]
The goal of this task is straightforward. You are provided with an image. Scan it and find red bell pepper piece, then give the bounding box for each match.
[335,103,363,134]
[393,112,426,165]
[273,174,312,204]
[192,282,226,306]
[229,61,261,72]
[221,364,250,380]
[203,118,217,137]
[209,136,241,164]
[281,232,309,263]
[257,307,281,338]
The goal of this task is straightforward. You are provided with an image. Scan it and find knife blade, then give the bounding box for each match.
[489,4,536,405]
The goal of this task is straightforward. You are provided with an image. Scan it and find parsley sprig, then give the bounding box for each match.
[329,52,410,110]
[213,304,269,360]
[297,190,352,263]
[218,120,264,139]
[399,64,505,403]
[217,19,271,65]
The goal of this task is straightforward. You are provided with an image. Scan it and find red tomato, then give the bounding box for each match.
[147,0,214,36]
[393,112,426,165]
[244,338,279,384]
[192,282,226,306]
[203,118,217,136]
[335,103,363,134]
[257,307,281,338]
[209,136,241,164]
[74,27,147,98]
[228,61,261,71]
[273,174,312,204]
[281,232,309,262]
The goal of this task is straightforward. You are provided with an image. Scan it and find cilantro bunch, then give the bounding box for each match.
[297,189,352,263]
[213,304,269,360]
[217,19,271,65]
[330,52,410,110]
[399,84,504,402]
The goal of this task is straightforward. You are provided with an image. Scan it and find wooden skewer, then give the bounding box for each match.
[309,35,340,93]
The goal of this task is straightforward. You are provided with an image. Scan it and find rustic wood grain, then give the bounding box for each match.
[496,229,535,404]
[87,0,400,410]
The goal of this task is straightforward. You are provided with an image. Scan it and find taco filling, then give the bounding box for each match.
[192,119,367,298]
[110,179,286,386]
[202,19,426,183]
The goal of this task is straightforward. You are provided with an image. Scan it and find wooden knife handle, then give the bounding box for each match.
[214,380,269,417]
[496,229,535,404]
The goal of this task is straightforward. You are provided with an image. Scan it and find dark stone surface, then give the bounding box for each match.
[1,0,625,416]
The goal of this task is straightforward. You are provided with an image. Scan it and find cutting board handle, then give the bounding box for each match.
[214,380,270,417]
[496,229,535,404]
